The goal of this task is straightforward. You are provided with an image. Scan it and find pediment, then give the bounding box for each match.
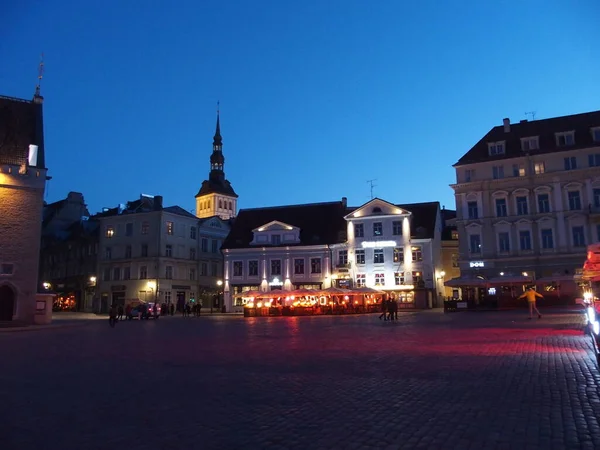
[564,182,583,190]
[253,220,297,232]
[534,185,552,193]
[515,218,533,225]
[535,215,555,223]
[512,188,530,196]
[565,213,586,221]
[493,220,511,227]
[466,222,482,230]
[345,198,409,219]
[491,190,509,197]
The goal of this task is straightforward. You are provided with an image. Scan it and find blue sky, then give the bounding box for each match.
[2,0,599,214]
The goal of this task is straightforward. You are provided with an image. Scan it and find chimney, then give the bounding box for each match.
[154,195,163,210]
[341,197,347,208]
[503,118,510,133]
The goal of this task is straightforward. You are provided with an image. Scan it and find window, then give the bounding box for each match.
[356,274,366,288]
[189,268,196,281]
[166,266,173,279]
[200,262,208,276]
[492,165,504,179]
[233,261,243,277]
[451,230,459,240]
[467,201,478,220]
[556,132,575,147]
[568,191,581,210]
[593,128,600,143]
[125,223,133,236]
[594,188,600,208]
[166,221,174,235]
[411,246,423,262]
[0,263,14,275]
[105,226,114,238]
[355,249,365,265]
[394,272,405,285]
[271,234,281,245]
[125,245,132,259]
[338,250,348,266]
[310,258,321,274]
[123,267,131,280]
[201,238,208,252]
[537,194,550,213]
[190,227,197,240]
[374,273,385,286]
[219,200,223,209]
[541,229,554,249]
[354,223,364,238]
[488,142,505,155]
[141,221,149,235]
[294,259,305,275]
[512,164,525,177]
[572,226,585,247]
[190,248,196,260]
[516,196,528,215]
[374,249,384,264]
[469,234,481,254]
[373,222,383,236]
[113,268,120,281]
[165,291,171,304]
[465,169,475,182]
[229,201,233,210]
[392,221,402,236]
[495,198,507,217]
[451,254,459,268]
[211,262,218,277]
[564,157,577,170]
[519,230,532,251]
[103,267,111,281]
[590,154,600,167]
[534,162,545,174]
[412,271,423,285]
[211,239,218,253]
[105,247,112,260]
[498,232,510,253]
[166,245,172,257]
[393,247,404,263]
[521,137,539,151]
[140,266,147,279]
[248,260,258,277]
[271,260,281,276]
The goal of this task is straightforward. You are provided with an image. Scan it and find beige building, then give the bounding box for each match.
[440,208,459,297]
[451,110,600,297]
[0,90,49,322]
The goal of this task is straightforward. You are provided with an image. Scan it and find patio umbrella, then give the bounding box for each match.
[288,288,320,297]
[320,287,352,295]
[240,290,263,298]
[350,287,385,294]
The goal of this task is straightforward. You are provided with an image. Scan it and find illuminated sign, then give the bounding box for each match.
[268,277,283,286]
[469,261,485,268]
[488,287,496,295]
[361,240,397,248]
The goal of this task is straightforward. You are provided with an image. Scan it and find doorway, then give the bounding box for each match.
[176,291,185,312]
[0,285,16,321]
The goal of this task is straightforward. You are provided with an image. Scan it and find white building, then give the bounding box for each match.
[96,195,229,312]
[221,198,445,311]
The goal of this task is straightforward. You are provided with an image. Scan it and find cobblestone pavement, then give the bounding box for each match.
[1,310,600,450]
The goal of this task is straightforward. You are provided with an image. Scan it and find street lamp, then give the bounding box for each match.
[89,276,97,285]
[214,280,223,314]
[42,282,51,290]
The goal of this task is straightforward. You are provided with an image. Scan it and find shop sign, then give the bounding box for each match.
[268,277,283,286]
[361,240,397,249]
[488,287,497,295]
[469,261,485,268]
[172,285,191,290]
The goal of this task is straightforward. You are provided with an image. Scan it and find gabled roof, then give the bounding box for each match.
[195,178,238,198]
[252,220,296,232]
[222,201,348,249]
[163,205,197,219]
[0,95,45,168]
[395,201,440,239]
[455,110,600,166]
[344,198,408,219]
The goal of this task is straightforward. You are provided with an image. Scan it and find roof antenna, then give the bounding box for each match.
[524,111,536,121]
[367,179,377,200]
[35,53,44,97]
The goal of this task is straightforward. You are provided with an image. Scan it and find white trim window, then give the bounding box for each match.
[521,137,539,152]
[469,234,481,254]
[411,246,423,262]
[564,156,577,170]
[512,163,525,177]
[572,226,586,248]
[488,141,505,156]
[373,249,384,264]
[233,261,243,277]
[356,274,366,287]
[556,131,575,147]
[310,258,321,274]
[394,272,405,285]
[374,273,385,286]
[495,198,508,217]
[519,230,532,251]
[498,232,510,253]
[567,190,582,211]
[492,165,504,179]
[537,193,551,213]
[355,249,365,265]
[515,195,529,215]
[294,258,305,275]
[540,228,554,250]
[248,260,259,277]
[534,162,545,174]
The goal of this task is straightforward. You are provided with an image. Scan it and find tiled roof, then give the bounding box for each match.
[222,201,348,249]
[0,95,45,168]
[395,201,440,239]
[195,177,238,198]
[163,205,198,219]
[455,110,600,166]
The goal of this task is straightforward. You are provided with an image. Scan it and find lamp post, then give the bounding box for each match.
[215,280,223,314]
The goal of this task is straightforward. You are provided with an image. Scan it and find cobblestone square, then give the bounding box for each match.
[1,310,600,449]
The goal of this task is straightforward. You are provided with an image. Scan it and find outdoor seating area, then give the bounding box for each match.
[240,287,384,317]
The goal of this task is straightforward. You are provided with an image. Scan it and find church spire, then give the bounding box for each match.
[213,101,222,150]
[210,103,224,176]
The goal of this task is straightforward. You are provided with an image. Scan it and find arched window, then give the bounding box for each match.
[219,200,223,209]
[228,201,232,210]
[207,200,211,209]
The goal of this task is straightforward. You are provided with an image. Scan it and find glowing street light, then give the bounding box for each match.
[217,280,223,286]
[42,282,51,290]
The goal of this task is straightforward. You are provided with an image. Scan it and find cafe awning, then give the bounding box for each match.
[444,275,488,287]
[488,275,532,284]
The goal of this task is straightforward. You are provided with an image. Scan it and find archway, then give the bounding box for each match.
[0,285,16,321]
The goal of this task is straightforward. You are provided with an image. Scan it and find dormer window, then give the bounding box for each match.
[592,127,600,143]
[488,141,505,156]
[556,131,575,147]
[372,207,382,213]
[271,234,281,245]
[521,137,539,151]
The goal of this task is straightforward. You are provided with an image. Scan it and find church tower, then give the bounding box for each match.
[195,107,238,220]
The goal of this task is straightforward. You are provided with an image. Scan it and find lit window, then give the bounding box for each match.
[356,274,366,287]
[374,249,384,264]
[374,273,385,286]
[451,254,459,267]
[355,250,365,265]
[166,221,174,235]
[105,226,114,238]
[393,247,404,263]
[451,230,459,240]
[394,272,405,285]
[534,162,545,174]
[411,246,422,262]
[512,164,525,177]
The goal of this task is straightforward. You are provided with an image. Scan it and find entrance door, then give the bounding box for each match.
[0,285,15,321]
[176,291,186,312]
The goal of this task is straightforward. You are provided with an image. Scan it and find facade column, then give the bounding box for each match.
[552,180,567,250]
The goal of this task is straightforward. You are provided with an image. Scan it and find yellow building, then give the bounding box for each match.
[440,208,460,297]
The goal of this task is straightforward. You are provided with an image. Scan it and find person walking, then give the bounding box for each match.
[117,304,124,321]
[519,287,543,319]
[108,304,117,328]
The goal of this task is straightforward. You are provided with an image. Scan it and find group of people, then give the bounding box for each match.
[181,302,203,317]
[379,296,399,321]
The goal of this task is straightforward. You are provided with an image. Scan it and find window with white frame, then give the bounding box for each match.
[534,162,545,174]
[165,266,173,279]
[469,234,481,254]
[568,191,581,210]
[498,232,510,253]
[519,230,532,251]
[271,260,281,276]
[356,274,366,287]
[541,228,554,249]
[394,272,405,285]
[495,198,507,217]
[464,169,475,182]
[248,260,259,276]
[412,271,423,285]
[572,226,586,247]
[338,250,348,266]
[373,222,383,236]
[355,249,365,265]
[521,137,539,151]
[512,164,525,177]
[393,247,404,263]
[354,223,364,238]
[373,249,384,264]
[294,259,304,274]
[589,154,600,167]
[233,261,243,277]
[165,245,172,257]
[310,258,321,274]
[165,291,171,304]
[140,265,147,279]
[374,273,385,286]
[467,201,478,220]
[492,165,504,179]
[488,142,505,155]
[392,221,402,236]
[516,196,528,215]
[556,132,575,147]
[537,193,550,213]
[564,156,577,170]
[411,246,423,262]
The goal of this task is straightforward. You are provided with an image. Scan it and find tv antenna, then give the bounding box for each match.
[35,53,44,96]
[524,111,536,121]
[367,179,377,199]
